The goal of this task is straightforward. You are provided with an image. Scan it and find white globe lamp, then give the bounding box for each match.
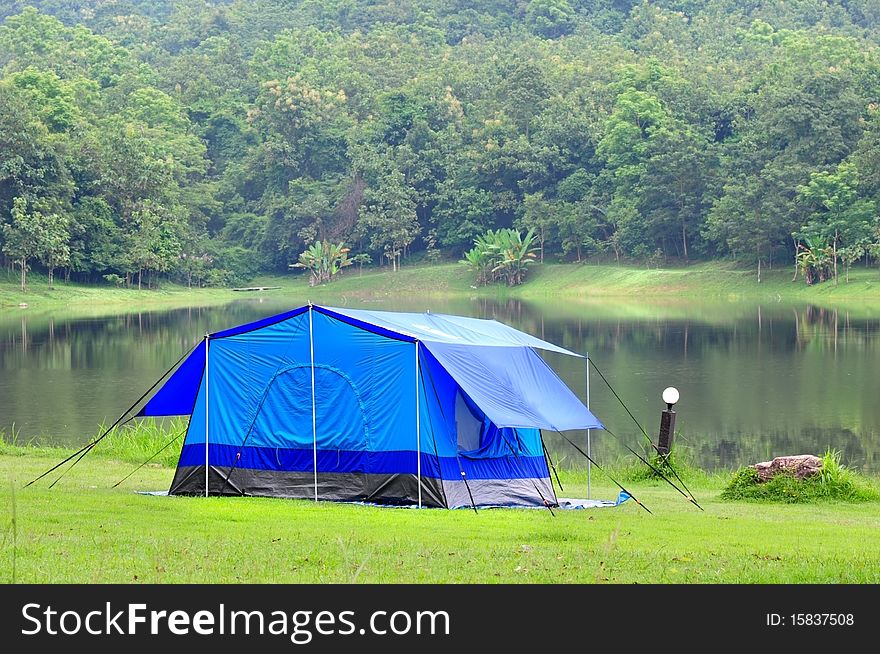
[662,386,679,409]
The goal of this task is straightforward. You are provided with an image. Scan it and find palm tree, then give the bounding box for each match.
[492,228,538,286]
[290,241,352,285]
[461,246,491,286]
[795,237,833,285]
[461,228,539,286]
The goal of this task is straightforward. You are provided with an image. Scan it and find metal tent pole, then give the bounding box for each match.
[309,304,318,502]
[586,353,591,500]
[205,333,210,498]
[415,341,421,509]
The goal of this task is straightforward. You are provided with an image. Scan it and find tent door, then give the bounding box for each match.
[454,390,483,451]
[249,364,369,458]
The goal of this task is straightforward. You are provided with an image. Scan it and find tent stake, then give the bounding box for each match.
[113,429,184,488]
[585,353,591,500]
[588,358,701,510]
[602,425,703,511]
[205,333,210,498]
[25,340,198,489]
[309,303,318,502]
[415,340,421,509]
[541,437,564,493]
[554,430,652,515]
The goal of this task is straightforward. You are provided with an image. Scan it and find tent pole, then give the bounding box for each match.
[309,303,318,502]
[415,340,421,509]
[585,353,591,500]
[205,333,210,498]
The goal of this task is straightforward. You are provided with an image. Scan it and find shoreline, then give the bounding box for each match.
[5,441,879,483]
[3,261,880,313]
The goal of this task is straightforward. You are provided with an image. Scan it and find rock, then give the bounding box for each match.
[753,455,822,482]
[19,302,28,308]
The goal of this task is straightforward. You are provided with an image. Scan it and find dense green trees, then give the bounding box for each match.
[2,2,880,287]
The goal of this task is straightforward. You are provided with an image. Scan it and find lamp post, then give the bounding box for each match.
[657,386,679,457]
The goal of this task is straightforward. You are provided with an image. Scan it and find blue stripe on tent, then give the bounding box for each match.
[210,306,309,339]
[179,444,548,480]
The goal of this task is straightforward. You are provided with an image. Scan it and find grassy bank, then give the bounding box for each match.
[5,261,880,312]
[250,260,880,306]
[0,271,238,311]
[2,447,879,583]
[518,261,880,303]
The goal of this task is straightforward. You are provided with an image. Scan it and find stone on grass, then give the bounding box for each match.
[752,455,822,482]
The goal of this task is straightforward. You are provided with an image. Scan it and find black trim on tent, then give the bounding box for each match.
[171,467,446,507]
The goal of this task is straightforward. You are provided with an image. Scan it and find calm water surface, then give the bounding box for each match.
[2,295,879,473]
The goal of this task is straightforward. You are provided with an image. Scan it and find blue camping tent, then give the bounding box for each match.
[140,305,603,508]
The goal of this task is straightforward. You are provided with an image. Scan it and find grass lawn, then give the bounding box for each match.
[2,451,879,584]
[254,260,880,307]
[518,260,880,302]
[4,261,880,584]
[0,273,239,312]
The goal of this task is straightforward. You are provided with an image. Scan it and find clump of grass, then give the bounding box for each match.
[0,424,41,456]
[0,419,187,468]
[612,448,713,487]
[97,418,187,468]
[721,450,880,503]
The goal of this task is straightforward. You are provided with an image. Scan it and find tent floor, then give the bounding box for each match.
[135,490,628,509]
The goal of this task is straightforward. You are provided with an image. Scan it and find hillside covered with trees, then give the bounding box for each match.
[2,1,880,288]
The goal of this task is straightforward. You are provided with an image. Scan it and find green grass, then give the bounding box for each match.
[2,445,880,583]
[5,262,880,583]
[603,449,719,487]
[0,270,238,311]
[6,260,880,313]
[510,261,880,305]
[255,259,880,305]
[0,419,190,469]
[721,451,880,504]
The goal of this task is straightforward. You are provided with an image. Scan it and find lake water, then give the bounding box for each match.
[2,295,879,474]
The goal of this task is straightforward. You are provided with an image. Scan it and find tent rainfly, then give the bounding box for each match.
[139,305,603,508]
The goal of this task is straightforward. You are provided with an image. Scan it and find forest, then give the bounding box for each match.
[1,1,880,288]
